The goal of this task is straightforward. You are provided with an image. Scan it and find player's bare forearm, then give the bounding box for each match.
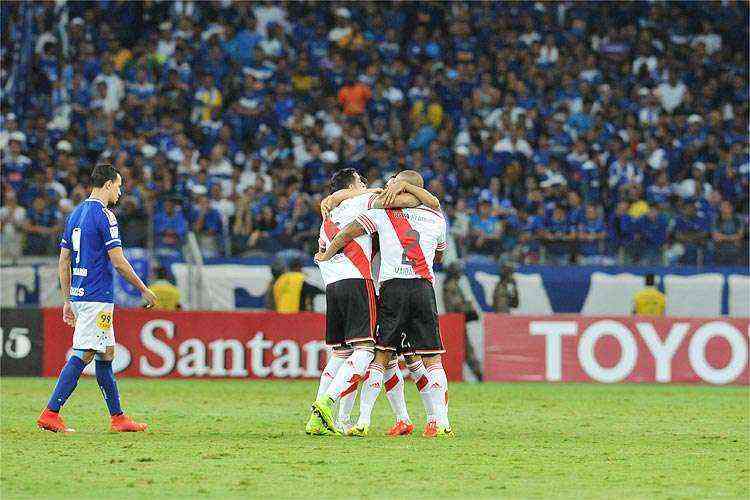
[108,247,149,293]
[316,221,366,261]
[435,250,444,264]
[371,193,421,209]
[321,188,380,216]
[58,249,72,301]
[402,183,440,210]
[379,181,440,210]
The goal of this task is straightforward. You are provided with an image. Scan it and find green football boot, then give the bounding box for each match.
[311,397,338,434]
[305,412,333,436]
[345,424,369,437]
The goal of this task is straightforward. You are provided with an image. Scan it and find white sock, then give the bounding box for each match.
[356,363,384,427]
[324,348,374,402]
[426,362,450,428]
[407,359,434,422]
[337,389,356,425]
[384,360,410,423]
[317,349,351,400]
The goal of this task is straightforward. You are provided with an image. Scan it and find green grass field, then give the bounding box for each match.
[1,377,748,499]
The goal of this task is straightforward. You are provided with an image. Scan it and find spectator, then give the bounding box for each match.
[337,73,371,117]
[0,2,746,269]
[469,200,501,257]
[577,205,607,265]
[636,207,669,266]
[22,195,61,255]
[609,201,637,263]
[656,71,687,114]
[542,206,575,265]
[192,194,223,258]
[0,189,26,262]
[674,202,710,265]
[154,198,188,252]
[711,201,746,265]
[249,205,280,253]
[2,133,31,193]
[192,74,222,123]
[118,195,148,247]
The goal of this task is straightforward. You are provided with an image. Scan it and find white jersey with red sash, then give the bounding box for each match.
[317,193,376,286]
[356,205,446,283]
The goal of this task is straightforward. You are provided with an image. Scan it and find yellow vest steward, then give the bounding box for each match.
[150,280,181,311]
[633,287,666,316]
[273,272,305,313]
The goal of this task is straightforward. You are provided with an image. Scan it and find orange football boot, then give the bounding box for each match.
[37,408,75,434]
[110,414,148,432]
[422,421,438,438]
[387,420,415,436]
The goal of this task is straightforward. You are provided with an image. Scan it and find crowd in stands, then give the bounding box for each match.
[1,1,748,267]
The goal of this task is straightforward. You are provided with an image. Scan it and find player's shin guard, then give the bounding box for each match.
[426,362,450,428]
[407,359,435,422]
[324,348,374,402]
[384,360,410,423]
[317,349,351,400]
[95,359,122,416]
[47,354,87,412]
[356,363,384,427]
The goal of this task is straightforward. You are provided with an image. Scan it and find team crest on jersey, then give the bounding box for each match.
[96,311,113,330]
[110,226,119,239]
[104,208,117,225]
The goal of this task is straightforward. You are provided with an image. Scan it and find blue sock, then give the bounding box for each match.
[95,360,122,416]
[47,355,86,412]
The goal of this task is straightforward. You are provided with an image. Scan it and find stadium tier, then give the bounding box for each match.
[0,1,748,267]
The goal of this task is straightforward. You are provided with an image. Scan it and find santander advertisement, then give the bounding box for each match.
[484,315,749,385]
[43,310,465,381]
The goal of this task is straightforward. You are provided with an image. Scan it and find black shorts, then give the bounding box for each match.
[325,278,377,348]
[376,278,444,355]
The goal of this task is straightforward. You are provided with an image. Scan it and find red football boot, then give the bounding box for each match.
[110,414,148,432]
[422,421,437,438]
[387,420,415,436]
[37,408,75,434]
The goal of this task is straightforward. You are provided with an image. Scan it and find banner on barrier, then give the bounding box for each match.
[484,315,749,385]
[0,308,44,376]
[42,310,465,381]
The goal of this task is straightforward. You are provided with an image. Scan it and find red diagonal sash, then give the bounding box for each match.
[385,209,432,282]
[323,219,372,280]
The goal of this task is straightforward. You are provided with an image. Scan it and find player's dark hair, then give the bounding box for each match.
[91,164,119,188]
[645,273,656,286]
[330,168,358,193]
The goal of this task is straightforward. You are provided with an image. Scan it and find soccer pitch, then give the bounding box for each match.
[1,378,748,499]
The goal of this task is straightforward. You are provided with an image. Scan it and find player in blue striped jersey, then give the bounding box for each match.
[37,164,157,433]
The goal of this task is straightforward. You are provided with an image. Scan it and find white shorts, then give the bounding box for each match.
[72,301,115,352]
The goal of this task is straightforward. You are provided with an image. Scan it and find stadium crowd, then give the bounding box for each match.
[1,1,748,267]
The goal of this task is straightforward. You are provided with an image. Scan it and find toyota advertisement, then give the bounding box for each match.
[484,315,749,385]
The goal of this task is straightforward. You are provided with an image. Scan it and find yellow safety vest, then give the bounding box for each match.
[150,280,181,311]
[633,287,666,316]
[273,272,305,313]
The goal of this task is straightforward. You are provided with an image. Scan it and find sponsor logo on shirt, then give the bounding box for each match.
[70,287,85,297]
[72,267,88,277]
